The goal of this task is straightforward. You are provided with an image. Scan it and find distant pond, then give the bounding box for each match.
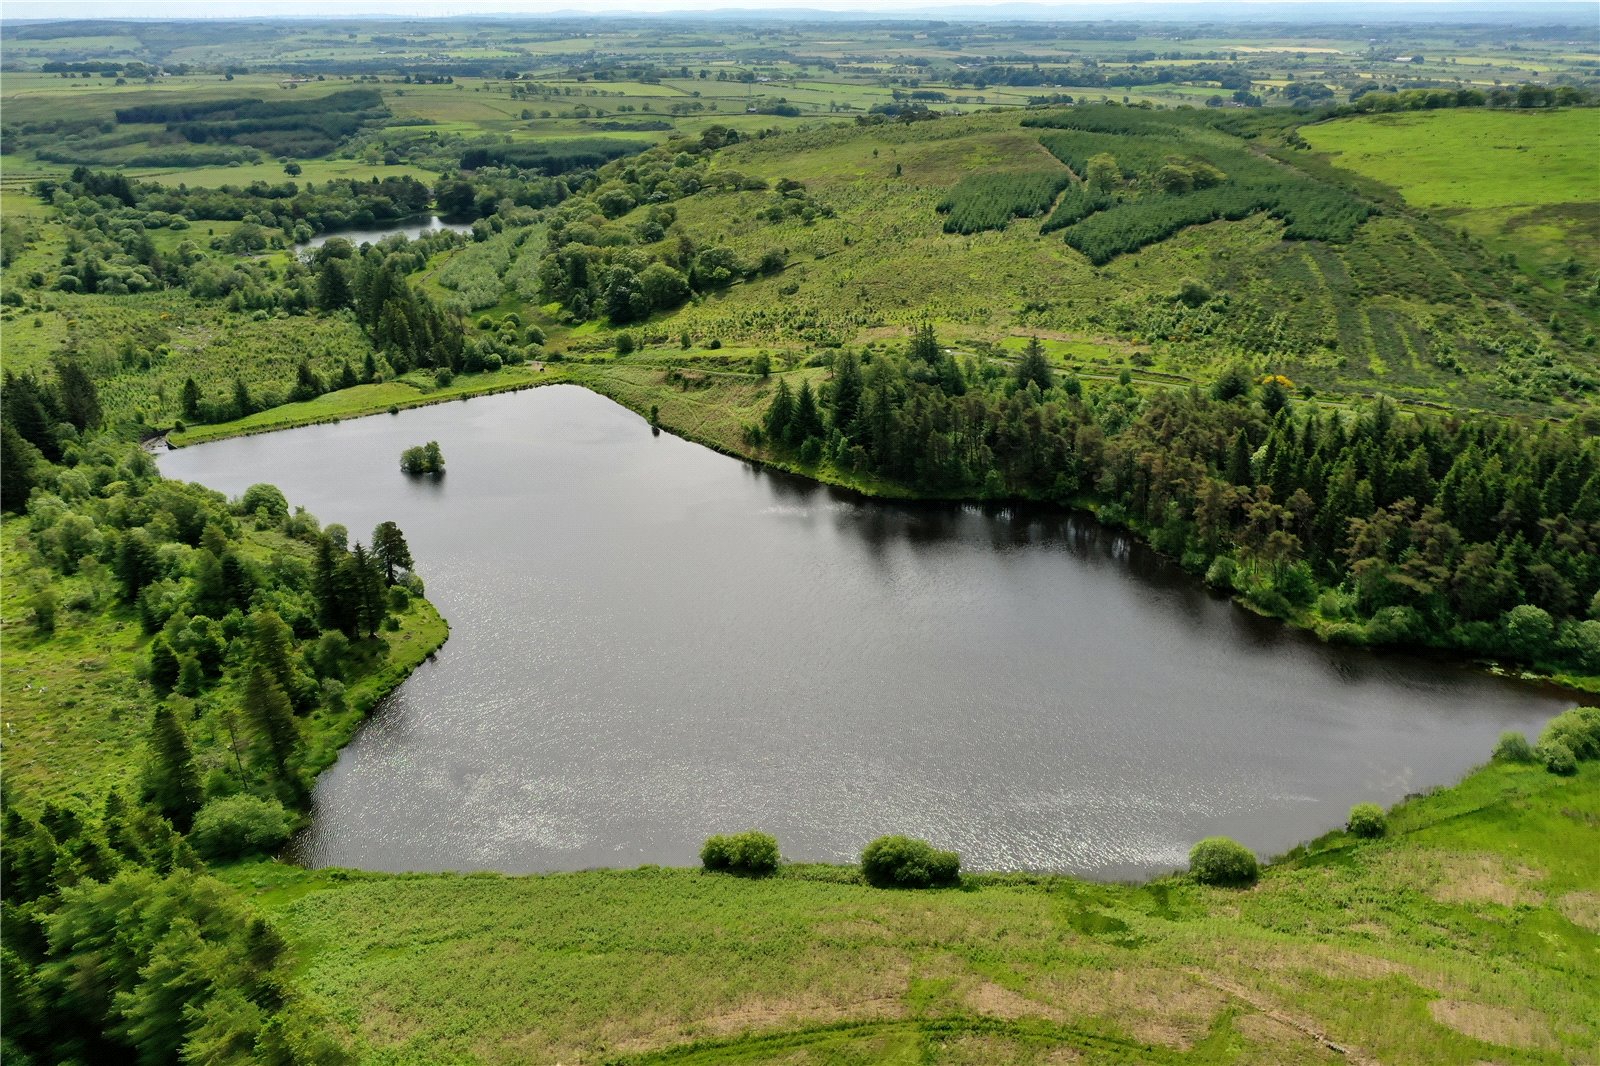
[296,214,472,251]
[159,386,1571,878]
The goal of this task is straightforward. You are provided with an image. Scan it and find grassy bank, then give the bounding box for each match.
[233,757,1599,1065]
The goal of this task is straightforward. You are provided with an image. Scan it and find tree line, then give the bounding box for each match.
[760,331,1600,674]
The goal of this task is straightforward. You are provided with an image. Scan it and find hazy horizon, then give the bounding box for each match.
[4,0,1594,20]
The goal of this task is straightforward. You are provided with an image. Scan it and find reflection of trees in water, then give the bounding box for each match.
[745,455,1549,700]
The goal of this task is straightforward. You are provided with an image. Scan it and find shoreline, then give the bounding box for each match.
[164,371,1599,700]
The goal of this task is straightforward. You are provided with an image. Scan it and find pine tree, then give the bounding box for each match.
[231,378,255,419]
[2,371,63,462]
[370,521,414,586]
[53,357,102,432]
[141,706,203,832]
[289,360,325,403]
[908,323,939,364]
[248,610,299,704]
[830,350,862,436]
[1,422,40,513]
[316,258,353,311]
[1226,429,1253,487]
[349,543,387,637]
[180,377,203,421]
[764,378,794,444]
[148,637,180,695]
[243,662,298,773]
[792,379,824,444]
[1015,338,1053,392]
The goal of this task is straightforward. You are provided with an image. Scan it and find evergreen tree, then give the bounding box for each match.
[141,707,202,832]
[54,357,102,433]
[1,421,40,513]
[231,379,255,419]
[1015,338,1053,392]
[115,531,160,602]
[248,610,298,700]
[148,638,180,696]
[792,380,824,444]
[1226,429,1253,487]
[908,323,939,364]
[348,543,387,637]
[316,258,353,311]
[371,521,414,586]
[180,378,202,421]
[242,662,298,773]
[830,350,863,436]
[764,378,794,444]
[2,371,63,461]
[288,360,325,403]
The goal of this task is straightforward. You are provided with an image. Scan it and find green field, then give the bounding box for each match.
[1304,108,1600,276]
[241,757,1600,1064]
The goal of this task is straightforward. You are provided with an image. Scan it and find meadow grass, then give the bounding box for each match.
[168,364,572,445]
[1303,108,1600,275]
[232,758,1599,1065]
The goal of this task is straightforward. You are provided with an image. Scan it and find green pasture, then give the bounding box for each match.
[131,160,437,188]
[236,757,1599,1064]
[1304,108,1600,274]
[1304,109,1600,212]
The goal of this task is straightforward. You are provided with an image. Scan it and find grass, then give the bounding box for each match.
[229,757,1599,1064]
[1303,108,1600,278]
[168,363,573,445]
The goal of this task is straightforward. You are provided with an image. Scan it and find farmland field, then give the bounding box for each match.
[1303,108,1600,275]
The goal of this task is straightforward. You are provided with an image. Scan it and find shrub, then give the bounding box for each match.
[1536,740,1577,776]
[700,830,780,876]
[1503,604,1555,662]
[1204,555,1237,591]
[1346,803,1386,838]
[860,835,960,888]
[1492,731,1535,763]
[1188,836,1258,886]
[240,483,288,519]
[189,794,294,861]
[1538,706,1600,761]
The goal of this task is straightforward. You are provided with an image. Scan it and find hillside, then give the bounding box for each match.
[430,105,1599,417]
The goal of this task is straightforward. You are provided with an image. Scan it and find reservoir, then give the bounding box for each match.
[159,385,1571,878]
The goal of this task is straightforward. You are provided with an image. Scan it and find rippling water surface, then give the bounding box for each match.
[160,385,1570,877]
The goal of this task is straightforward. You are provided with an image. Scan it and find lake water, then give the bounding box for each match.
[297,215,472,251]
[159,386,1571,878]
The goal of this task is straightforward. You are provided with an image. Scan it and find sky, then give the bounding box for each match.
[3,0,1586,16]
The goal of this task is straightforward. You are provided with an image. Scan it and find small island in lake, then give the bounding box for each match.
[401,440,445,476]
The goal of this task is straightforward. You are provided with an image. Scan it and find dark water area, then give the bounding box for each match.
[159,386,1571,878]
[296,214,471,251]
